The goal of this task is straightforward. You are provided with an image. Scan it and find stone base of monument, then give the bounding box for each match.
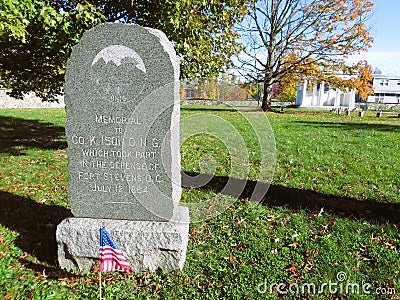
[56,207,189,272]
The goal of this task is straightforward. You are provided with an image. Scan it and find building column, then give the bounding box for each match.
[349,89,356,109]
[326,86,332,106]
[303,80,308,105]
[334,89,340,107]
[312,82,318,106]
[296,80,302,106]
[296,79,308,106]
[318,81,325,106]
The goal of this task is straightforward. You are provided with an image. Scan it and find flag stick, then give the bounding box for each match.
[99,269,102,300]
[99,227,102,300]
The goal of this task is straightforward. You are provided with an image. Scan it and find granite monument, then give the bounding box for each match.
[56,23,189,272]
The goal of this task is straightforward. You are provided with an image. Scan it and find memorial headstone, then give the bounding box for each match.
[56,23,189,272]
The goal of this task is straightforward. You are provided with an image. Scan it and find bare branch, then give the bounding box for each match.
[234,0,374,111]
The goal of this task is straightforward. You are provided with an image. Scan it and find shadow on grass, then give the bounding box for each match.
[0,191,75,278]
[293,120,400,132]
[0,115,66,155]
[19,258,81,280]
[181,106,261,113]
[182,172,400,224]
[2,173,398,278]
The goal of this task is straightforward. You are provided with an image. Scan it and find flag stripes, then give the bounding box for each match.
[99,228,132,273]
[100,246,131,272]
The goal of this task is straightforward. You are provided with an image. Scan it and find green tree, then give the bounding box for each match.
[81,0,248,78]
[0,0,248,100]
[236,0,374,111]
[0,0,103,100]
[0,0,33,41]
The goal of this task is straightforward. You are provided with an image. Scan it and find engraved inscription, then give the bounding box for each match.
[95,114,141,125]
[71,113,163,195]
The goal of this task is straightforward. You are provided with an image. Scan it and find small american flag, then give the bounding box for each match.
[99,228,132,272]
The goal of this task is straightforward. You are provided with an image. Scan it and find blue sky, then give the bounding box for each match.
[348,0,400,74]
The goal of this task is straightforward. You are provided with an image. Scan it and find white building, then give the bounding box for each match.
[366,75,400,104]
[296,75,356,109]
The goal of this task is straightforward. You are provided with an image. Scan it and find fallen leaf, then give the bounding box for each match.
[317,207,324,216]
[285,263,298,277]
[224,256,238,262]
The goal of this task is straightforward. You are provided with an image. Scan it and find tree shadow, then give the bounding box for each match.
[181,106,260,113]
[2,171,398,279]
[18,258,81,280]
[182,172,400,224]
[293,120,400,132]
[0,191,75,277]
[0,115,66,155]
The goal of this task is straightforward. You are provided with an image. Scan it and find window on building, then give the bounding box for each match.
[380,79,389,86]
[185,89,195,99]
[397,80,400,86]
[375,93,385,103]
[396,94,400,103]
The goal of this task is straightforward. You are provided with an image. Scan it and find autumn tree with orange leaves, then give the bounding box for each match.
[272,56,374,102]
[236,0,374,111]
[353,60,374,101]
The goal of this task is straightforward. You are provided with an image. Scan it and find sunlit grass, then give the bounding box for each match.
[0,107,398,299]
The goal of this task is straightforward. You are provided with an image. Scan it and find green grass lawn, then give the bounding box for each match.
[0,107,399,299]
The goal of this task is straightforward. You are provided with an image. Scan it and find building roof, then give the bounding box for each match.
[373,74,400,80]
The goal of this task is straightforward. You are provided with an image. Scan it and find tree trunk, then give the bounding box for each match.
[261,79,273,112]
